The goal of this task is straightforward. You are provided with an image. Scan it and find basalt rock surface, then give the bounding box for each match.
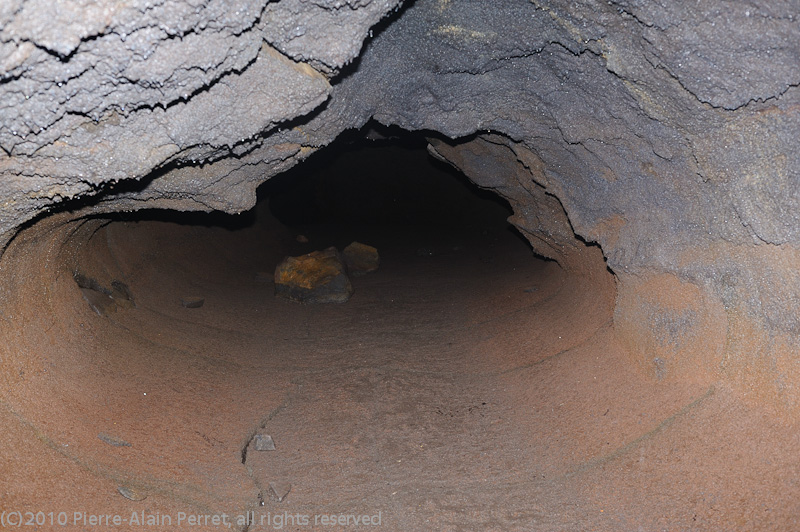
[2,0,800,413]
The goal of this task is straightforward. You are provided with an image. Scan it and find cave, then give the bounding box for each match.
[3,1,800,530]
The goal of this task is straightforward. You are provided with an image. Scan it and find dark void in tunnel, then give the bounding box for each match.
[263,125,524,255]
[260,126,536,305]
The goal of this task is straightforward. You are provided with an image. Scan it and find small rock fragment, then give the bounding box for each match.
[254,434,276,451]
[110,280,135,309]
[180,296,205,308]
[75,273,128,315]
[295,234,309,243]
[98,432,131,447]
[268,482,292,503]
[342,242,380,276]
[117,486,147,501]
[274,247,353,304]
[80,288,117,316]
[73,272,107,293]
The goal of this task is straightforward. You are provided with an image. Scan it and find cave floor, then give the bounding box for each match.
[2,214,800,531]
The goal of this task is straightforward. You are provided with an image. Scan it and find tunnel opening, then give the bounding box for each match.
[2,121,797,532]
[7,118,798,532]
[261,125,537,266]
[0,125,627,529]
[3,0,800,527]
[7,121,794,532]
[266,126,516,231]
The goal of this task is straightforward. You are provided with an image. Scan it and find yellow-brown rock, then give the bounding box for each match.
[342,242,380,276]
[274,247,353,303]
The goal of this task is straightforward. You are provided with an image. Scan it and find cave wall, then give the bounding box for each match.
[3,0,800,412]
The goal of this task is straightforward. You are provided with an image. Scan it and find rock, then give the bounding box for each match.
[268,482,292,503]
[75,273,117,316]
[295,234,309,243]
[253,434,276,451]
[342,242,380,276]
[274,247,353,304]
[75,274,136,315]
[74,272,106,293]
[180,297,205,309]
[110,280,135,309]
[98,432,131,447]
[80,288,116,316]
[117,486,147,501]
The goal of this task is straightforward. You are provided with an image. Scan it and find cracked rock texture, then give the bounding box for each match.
[3,0,800,412]
[0,0,400,239]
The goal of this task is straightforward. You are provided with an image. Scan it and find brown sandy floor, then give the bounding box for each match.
[2,209,800,531]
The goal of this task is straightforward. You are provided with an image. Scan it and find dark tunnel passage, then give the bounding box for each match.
[5,0,800,528]
[266,128,513,231]
[0,128,616,528]
[3,129,800,531]
[263,127,531,262]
